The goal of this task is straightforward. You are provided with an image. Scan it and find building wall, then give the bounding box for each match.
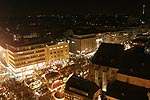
[4,42,69,76]
[64,89,101,100]
[80,37,97,53]
[106,95,118,100]
[64,91,84,100]
[47,42,69,62]
[117,73,150,88]
[68,37,81,54]
[88,64,118,87]
[68,35,97,54]
[6,44,47,68]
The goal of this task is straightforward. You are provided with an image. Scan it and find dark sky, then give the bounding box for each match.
[0,0,149,16]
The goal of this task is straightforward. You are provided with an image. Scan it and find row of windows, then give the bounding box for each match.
[64,93,81,100]
[14,49,45,56]
[50,55,64,58]
[64,93,72,100]
[49,45,68,50]
[11,58,45,66]
[49,55,69,60]
[50,49,68,54]
[15,45,45,51]
[12,54,45,61]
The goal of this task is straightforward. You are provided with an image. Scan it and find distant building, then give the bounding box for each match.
[96,31,134,45]
[0,39,69,80]
[64,75,101,100]
[68,34,97,55]
[131,37,149,47]
[13,33,38,41]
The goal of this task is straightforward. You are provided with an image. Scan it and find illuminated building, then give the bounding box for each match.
[64,75,101,100]
[12,33,38,42]
[68,34,97,55]
[0,40,69,80]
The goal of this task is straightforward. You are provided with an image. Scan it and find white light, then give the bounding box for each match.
[72,41,75,44]
[17,52,23,54]
[65,45,68,47]
[50,48,52,50]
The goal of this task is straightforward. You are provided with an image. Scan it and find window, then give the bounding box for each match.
[65,45,68,47]
[50,48,52,50]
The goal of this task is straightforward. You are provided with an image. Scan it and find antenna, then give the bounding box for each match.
[142,4,145,15]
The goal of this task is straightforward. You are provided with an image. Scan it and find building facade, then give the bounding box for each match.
[68,34,97,55]
[64,75,101,100]
[0,42,69,80]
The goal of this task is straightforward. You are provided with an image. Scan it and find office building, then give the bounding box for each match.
[68,34,97,55]
[0,39,69,80]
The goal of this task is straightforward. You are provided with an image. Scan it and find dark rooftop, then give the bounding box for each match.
[65,75,100,99]
[45,71,59,80]
[91,43,124,68]
[132,37,149,43]
[119,47,150,79]
[92,43,150,79]
[72,28,99,35]
[106,81,149,100]
[0,37,56,48]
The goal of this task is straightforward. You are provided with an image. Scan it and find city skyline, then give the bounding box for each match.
[0,0,150,100]
[0,0,149,16]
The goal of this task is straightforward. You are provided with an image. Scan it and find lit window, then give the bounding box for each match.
[50,48,52,50]
[72,41,75,44]
[65,45,68,47]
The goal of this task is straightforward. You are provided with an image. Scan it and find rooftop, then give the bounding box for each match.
[45,71,60,80]
[65,75,100,99]
[92,43,150,79]
[72,28,99,35]
[0,37,56,48]
[91,43,124,68]
[119,47,150,79]
[106,81,149,100]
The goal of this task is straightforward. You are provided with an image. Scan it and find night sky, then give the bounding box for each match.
[0,0,149,16]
